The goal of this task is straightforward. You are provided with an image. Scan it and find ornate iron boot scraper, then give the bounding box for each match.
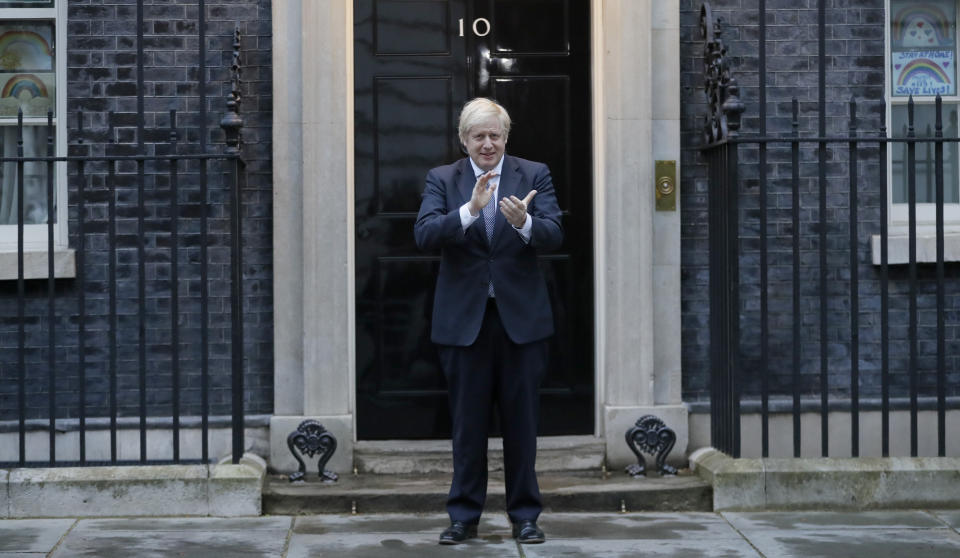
[625,415,677,477]
[287,419,339,483]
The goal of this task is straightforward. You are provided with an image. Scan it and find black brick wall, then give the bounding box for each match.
[681,0,960,403]
[0,0,273,421]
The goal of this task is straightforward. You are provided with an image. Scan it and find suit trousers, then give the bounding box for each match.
[438,299,549,525]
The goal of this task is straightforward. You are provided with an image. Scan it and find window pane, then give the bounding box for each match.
[891,1,957,97]
[0,21,55,117]
[892,103,960,203]
[0,125,55,224]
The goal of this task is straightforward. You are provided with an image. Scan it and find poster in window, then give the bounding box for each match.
[0,23,54,72]
[892,1,956,49]
[893,50,955,96]
[0,22,54,116]
[0,72,54,116]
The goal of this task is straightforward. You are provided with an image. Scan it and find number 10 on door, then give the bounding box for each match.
[459,17,491,37]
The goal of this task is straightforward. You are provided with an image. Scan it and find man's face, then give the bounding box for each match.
[464,116,507,171]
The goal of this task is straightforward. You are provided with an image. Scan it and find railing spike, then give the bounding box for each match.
[908,95,915,133]
[936,95,943,132]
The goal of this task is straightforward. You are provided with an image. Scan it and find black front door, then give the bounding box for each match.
[355,0,593,439]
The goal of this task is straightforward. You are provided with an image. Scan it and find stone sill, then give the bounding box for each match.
[0,249,76,280]
[870,233,960,265]
[0,453,266,518]
[690,447,960,511]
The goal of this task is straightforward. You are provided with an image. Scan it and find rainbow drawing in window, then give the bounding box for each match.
[1,74,48,99]
[892,3,955,48]
[0,30,53,71]
[893,50,955,96]
[0,73,54,116]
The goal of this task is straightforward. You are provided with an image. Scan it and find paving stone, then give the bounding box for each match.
[74,516,291,532]
[535,512,743,540]
[522,538,764,558]
[287,532,521,558]
[287,514,519,558]
[293,512,486,536]
[723,510,945,531]
[50,519,289,558]
[739,528,960,558]
[520,512,761,558]
[934,510,960,530]
[0,519,74,553]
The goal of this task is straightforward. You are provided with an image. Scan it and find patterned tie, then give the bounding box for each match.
[482,179,496,296]
[482,181,496,242]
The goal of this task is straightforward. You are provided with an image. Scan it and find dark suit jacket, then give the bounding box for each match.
[414,155,563,346]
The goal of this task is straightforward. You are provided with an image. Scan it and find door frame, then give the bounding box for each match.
[589,0,605,438]
[271,0,684,473]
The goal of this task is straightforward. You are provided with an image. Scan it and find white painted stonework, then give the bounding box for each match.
[598,0,687,467]
[271,0,355,473]
[0,249,75,280]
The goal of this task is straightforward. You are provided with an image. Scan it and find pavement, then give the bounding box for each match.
[2,510,960,557]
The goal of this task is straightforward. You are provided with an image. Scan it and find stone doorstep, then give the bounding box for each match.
[262,471,712,515]
[690,447,960,512]
[353,435,607,474]
[0,454,266,519]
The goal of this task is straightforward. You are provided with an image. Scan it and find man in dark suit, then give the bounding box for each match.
[414,98,563,545]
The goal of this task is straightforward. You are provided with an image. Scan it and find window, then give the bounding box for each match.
[886,1,960,230]
[0,0,66,255]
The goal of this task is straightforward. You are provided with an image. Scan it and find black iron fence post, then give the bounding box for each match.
[222,26,246,465]
[17,108,26,466]
[848,98,860,457]
[879,111,889,458]
[935,95,946,457]
[701,3,744,457]
[724,139,741,458]
[77,110,88,464]
[46,110,56,463]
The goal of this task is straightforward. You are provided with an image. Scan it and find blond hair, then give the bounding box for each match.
[458,98,511,144]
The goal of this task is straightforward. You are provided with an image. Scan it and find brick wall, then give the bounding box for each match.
[680,0,960,403]
[0,0,273,421]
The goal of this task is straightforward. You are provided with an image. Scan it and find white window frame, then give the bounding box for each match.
[0,1,68,255]
[879,0,960,264]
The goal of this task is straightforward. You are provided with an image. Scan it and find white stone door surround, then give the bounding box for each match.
[269,0,685,473]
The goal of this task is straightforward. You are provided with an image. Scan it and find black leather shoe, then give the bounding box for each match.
[439,521,477,545]
[511,520,546,544]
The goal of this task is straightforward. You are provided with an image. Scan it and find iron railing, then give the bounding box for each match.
[701,2,956,458]
[1,23,246,467]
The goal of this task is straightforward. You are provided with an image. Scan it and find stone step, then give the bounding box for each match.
[353,435,606,474]
[263,471,712,515]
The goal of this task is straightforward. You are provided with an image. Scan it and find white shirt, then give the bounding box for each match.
[459,155,532,243]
